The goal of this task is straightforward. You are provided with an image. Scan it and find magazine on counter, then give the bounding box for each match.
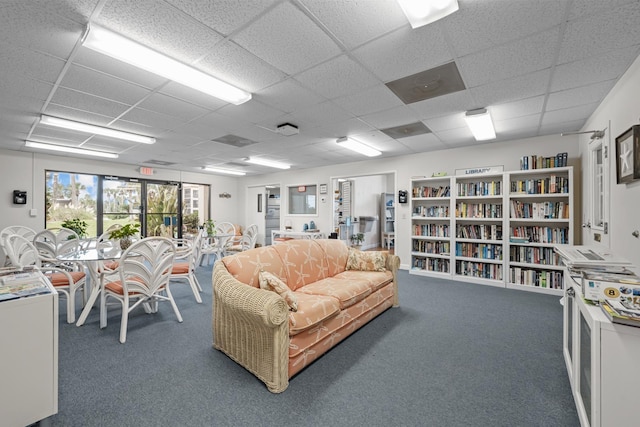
[554,245,632,268]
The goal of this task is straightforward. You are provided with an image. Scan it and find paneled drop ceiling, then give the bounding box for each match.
[1,0,640,175]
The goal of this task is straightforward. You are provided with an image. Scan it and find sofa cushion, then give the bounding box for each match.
[222,246,287,288]
[272,240,328,290]
[259,270,298,312]
[315,239,350,276]
[346,248,386,272]
[296,277,372,309]
[289,292,340,336]
[333,270,393,292]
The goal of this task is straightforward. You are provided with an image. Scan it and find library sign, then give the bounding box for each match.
[455,165,504,176]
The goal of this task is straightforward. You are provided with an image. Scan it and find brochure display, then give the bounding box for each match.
[0,268,58,426]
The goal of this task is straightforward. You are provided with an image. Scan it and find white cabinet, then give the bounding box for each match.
[563,272,640,427]
[0,273,58,426]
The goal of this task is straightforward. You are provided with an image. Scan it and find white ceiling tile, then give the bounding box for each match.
[216,99,286,126]
[198,40,286,93]
[299,0,407,49]
[541,103,598,126]
[558,2,640,64]
[434,127,473,145]
[494,114,541,136]
[443,0,567,57]
[159,82,229,111]
[539,119,585,135]
[546,80,615,112]
[138,93,210,121]
[166,0,278,36]
[423,114,466,132]
[567,0,633,20]
[410,91,475,120]
[49,87,132,119]
[0,42,65,83]
[290,101,354,127]
[96,0,223,65]
[490,96,545,121]
[0,74,53,103]
[360,105,420,129]
[333,85,403,117]
[231,2,342,75]
[119,107,189,132]
[59,64,152,106]
[458,29,559,88]
[394,133,448,153]
[313,118,375,139]
[352,25,453,82]
[470,69,551,107]
[256,79,327,113]
[551,45,640,91]
[295,55,380,99]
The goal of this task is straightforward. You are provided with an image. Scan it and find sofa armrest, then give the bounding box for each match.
[386,254,401,307]
[212,261,290,393]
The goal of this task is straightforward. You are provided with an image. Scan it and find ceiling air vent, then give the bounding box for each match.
[276,123,299,136]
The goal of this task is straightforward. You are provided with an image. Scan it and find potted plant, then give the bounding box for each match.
[108,223,140,250]
[61,218,88,238]
[350,232,364,249]
[203,219,216,237]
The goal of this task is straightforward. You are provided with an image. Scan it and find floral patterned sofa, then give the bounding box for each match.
[212,238,400,393]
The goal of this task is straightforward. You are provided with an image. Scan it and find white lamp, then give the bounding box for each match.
[464,109,496,141]
[25,140,119,158]
[397,0,459,28]
[244,157,291,170]
[40,115,156,144]
[82,24,252,105]
[202,166,246,176]
[336,137,382,157]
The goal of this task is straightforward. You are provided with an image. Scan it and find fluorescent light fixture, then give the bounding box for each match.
[82,24,252,105]
[244,157,290,170]
[464,108,496,141]
[336,137,382,157]
[25,140,119,159]
[40,115,156,144]
[202,166,246,176]
[397,0,459,28]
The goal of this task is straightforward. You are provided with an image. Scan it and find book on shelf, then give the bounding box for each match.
[553,245,632,268]
[600,299,640,327]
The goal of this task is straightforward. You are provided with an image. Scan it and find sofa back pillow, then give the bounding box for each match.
[315,239,350,277]
[272,239,328,290]
[259,270,298,312]
[346,248,387,272]
[222,246,287,288]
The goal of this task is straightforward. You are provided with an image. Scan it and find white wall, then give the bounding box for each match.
[0,149,241,232]
[240,134,579,269]
[580,54,640,266]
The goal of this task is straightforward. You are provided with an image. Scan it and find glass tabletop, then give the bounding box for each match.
[56,246,124,261]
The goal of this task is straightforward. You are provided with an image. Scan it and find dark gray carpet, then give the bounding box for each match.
[50,266,579,427]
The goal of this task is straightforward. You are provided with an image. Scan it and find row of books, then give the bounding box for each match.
[412,185,450,198]
[510,176,570,194]
[455,242,503,260]
[412,205,449,218]
[509,200,569,219]
[520,152,568,170]
[456,261,503,280]
[510,226,570,244]
[455,202,503,219]
[412,240,450,254]
[456,224,503,241]
[509,246,560,266]
[412,257,449,273]
[508,267,563,288]
[456,181,501,197]
[413,224,450,237]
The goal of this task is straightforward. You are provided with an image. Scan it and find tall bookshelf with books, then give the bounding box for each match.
[409,166,573,295]
[452,173,505,286]
[506,166,573,295]
[410,177,452,277]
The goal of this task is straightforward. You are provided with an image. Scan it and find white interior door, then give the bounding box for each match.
[247,186,266,246]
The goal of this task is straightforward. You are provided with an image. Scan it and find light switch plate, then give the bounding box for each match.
[29,208,37,217]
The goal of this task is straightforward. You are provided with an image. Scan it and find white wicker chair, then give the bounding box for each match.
[0,225,37,266]
[170,229,204,303]
[199,222,236,265]
[99,237,181,343]
[225,224,258,255]
[4,234,87,323]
